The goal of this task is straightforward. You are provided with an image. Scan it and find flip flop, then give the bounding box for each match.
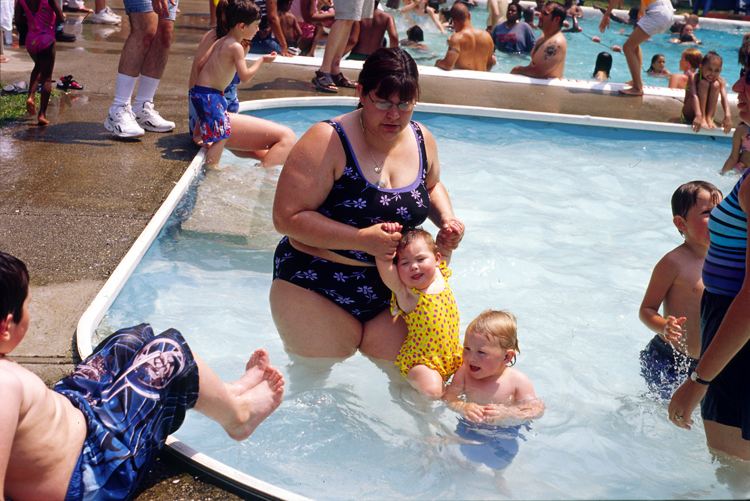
[311,71,338,93]
[332,72,356,89]
[57,75,83,90]
[2,80,28,95]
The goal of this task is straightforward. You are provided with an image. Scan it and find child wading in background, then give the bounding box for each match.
[278,0,302,55]
[647,54,671,77]
[639,181,723,401]
[722,121,750,175]
[668,48,701,90]
[681,50,732,133]
[375,225,463,398]
[14,0,64,125]
[191,0,276,167]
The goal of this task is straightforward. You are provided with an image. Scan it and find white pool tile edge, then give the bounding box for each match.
[75,96,734,499]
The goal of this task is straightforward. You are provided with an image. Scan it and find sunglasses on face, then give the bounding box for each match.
[368,94,415,112]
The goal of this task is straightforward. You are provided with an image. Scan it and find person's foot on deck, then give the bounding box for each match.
[619,86,643,96]
[226,366,284,441]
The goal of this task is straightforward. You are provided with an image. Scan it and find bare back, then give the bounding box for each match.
[351,11,397,55]
[195,35,246,91]
[1,357,86,501]
[446,27,495,71]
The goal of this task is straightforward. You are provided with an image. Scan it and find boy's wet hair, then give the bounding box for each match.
[671,181,722,236]
[702,50,722,66]
[0,252,29,324]
[225,0,261,29]
[397,227,439,255]
[683,48,703,69]
[407,25,424,42]
[467,310,519,366]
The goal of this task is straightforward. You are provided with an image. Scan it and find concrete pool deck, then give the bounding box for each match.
[0,1,739,498]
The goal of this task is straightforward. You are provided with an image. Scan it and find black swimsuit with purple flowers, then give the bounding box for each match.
[273,119,431,322]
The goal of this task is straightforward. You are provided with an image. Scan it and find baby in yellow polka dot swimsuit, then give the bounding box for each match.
[375,225,463,399]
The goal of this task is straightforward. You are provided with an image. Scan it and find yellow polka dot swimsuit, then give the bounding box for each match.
[392,262,462,381]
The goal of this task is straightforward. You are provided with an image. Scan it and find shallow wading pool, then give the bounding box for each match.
[79,98,745,500]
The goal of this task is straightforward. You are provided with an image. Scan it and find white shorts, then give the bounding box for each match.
[636,0,674,37]
[334,0,375,21]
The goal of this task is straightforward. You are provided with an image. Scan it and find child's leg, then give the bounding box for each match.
[35,43,56,125]
[26,54,40,115]
[703,80,722,129]
[224,113,296,168]
[620,26,650,95]
[192,353,284,441]
[696,78,712,127]
[204,137,227,168]
[406,364,446,399]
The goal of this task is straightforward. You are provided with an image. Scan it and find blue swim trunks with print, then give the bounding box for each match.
[455,419,527,470]
[639,334,697,402]
[189,84,232,144]
[55,323,200,501]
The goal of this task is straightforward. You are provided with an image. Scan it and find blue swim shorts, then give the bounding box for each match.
[700,291,750,440]
[189,84,232,144]
[639,334,698,403]
[455,419,526,471]
[123,0,179,21]
[188,75,239,135]
[56,323,200,501]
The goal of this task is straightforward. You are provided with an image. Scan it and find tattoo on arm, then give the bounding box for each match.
[449,47,460,54]
[543,44,558,60]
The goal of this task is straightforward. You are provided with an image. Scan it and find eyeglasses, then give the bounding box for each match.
[368,94,415,112]
[740,68,750,85]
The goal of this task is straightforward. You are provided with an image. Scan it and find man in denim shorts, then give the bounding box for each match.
[103,0,179,138]
[311,0,374,93]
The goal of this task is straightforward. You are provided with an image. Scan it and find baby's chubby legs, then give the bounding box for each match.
[407,364,446,399]
[193,349,284,441]
[697,78,722,130]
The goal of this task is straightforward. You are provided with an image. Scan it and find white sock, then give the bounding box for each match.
[132,75,160,110]
[112,73,138,109]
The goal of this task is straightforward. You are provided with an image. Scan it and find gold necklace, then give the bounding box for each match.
[359,111,383,174]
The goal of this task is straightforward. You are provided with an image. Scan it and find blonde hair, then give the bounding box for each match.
[467,309,519,366]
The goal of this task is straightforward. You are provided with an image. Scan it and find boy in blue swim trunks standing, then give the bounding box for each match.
[190,0,277,167]
[0,251,284,500]
[638,181,722,400]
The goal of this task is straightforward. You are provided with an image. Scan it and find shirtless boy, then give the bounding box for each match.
[190,0,277,167]
[511,1,567,79]
[435,2,496,72]
[0,251,284,500]
[639,181,722,399]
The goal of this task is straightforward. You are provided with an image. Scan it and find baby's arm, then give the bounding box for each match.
[237,45,277,83]
[443,365,485,422]
[718,77,733,134]
[638,254,685,342]
[483,371,545,423]
[721,126,744,173]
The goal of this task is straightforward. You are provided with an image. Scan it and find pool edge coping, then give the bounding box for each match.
[75,96,734,499]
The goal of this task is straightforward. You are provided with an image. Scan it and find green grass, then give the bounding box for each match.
[0,84,62,127]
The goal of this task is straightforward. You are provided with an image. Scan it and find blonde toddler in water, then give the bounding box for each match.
[375,225,463,398]
[190,0,277,167]
[443,310,545,424]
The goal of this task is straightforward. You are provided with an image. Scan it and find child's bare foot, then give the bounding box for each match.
[26,97,37,115]
[226,366,284,441]
[227,349,270,396]
[619,86,643,96]
[38,112,49,126]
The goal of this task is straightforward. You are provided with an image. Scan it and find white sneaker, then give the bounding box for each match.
[104,6,122,21]
[104,104,145,138]
[134,102,175,133]
[92,8,121,24]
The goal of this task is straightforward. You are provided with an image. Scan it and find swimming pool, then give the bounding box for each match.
[80,99,746,499]
[368,5,749,86]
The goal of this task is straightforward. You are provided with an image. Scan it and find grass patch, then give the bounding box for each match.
[0,84,62,127]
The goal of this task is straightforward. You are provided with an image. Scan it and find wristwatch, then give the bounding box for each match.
[690,371,711,385]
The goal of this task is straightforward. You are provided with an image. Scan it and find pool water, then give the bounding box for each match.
[326,6,747,87]
[96,105,746,499]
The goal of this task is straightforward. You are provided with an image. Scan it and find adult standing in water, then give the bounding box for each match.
[668,45,749,460]
[271,48,464,360]
[188,0,296,167]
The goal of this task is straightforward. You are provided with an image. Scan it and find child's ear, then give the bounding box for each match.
[673,215,687,234]
[0,313,12,338]
[504,348,515,363]
[435,251,441,263]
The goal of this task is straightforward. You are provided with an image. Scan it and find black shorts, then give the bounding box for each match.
[700,290,750,440]
[273,237,390,322]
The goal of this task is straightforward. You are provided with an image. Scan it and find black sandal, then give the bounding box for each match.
[332,72,356,88]
[311,71,338,93]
